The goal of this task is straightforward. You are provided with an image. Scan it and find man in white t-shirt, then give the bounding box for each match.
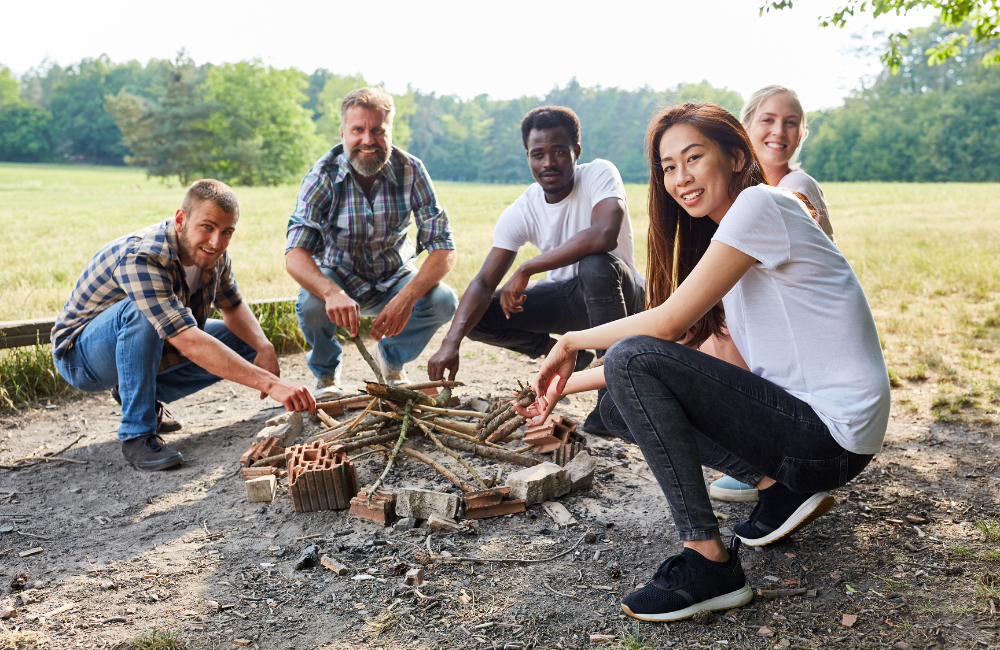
[428,106,645,434]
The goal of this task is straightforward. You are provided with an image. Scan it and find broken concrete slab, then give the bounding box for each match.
[395,488,461,520]
[541,501,578,527]
[266,410,303,434]
[505,462,569,506]
[427,514,461,532]
[565,451,597,492]
[393,517,417,531]
[245,475,277,503]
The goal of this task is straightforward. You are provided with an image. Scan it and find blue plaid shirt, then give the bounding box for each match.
[51,219,243,371]
[285,144,455,300]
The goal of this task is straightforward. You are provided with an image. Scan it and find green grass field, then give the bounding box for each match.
[1,163,999,423]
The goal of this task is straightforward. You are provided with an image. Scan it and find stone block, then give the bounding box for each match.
[394,517,418,531]
[565,451,597,492]
[404,568,425,586]
[395,488,461,520]
[427,514,461,532]
[245,475,277,503]
[266,410,303,435]
[505,462,569,506]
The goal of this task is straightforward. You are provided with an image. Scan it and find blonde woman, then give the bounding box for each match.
[708,86,837,503]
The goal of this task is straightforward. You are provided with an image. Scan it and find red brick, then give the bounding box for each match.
[285,441,356,513]
[349,488,396,526]
[466,498,526,519]
[464,486,511,509]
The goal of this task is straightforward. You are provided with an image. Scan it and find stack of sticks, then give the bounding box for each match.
[248,337,541,506]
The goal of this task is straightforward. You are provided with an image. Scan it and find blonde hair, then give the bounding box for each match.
[340,86,395,126]
[739,85,808,170]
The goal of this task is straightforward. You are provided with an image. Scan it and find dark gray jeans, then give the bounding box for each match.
[468,253,643,358]
[601,336,873,541]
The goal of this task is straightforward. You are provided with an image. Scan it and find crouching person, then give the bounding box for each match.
[51,180,316,471]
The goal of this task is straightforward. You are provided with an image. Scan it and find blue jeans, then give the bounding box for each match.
[54,299,257,441]
[296,267,458,379]
[601,336,873,542]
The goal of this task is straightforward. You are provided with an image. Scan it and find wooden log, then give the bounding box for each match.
[365,382,436,407]
[438,435,541,468]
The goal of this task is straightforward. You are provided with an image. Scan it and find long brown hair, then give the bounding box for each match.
[645,102,769,347]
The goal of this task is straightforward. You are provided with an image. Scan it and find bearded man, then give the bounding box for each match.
[285,87,458,397]
[52,179,315,471]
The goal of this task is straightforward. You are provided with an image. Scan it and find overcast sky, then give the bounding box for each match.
[3,0,936,111]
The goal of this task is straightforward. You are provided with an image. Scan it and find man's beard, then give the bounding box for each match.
[177,225,219,271]
[346,141,391,177]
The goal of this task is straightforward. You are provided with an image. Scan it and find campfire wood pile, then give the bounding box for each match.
[238,337,591,527]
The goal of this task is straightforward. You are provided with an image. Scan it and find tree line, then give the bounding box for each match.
[2,19,999,185]
[0,52,740,185]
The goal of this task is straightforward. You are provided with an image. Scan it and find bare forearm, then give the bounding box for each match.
[285,248,342,300]
[171,328,277,393]
[518,227,616,277]
[563,366,606,394]
[221,302,272,353]
[398,248,456,303]
[443,278,495,345]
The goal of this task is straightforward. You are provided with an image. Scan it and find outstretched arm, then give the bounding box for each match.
[499,197,625,316]
[427,247,517,381]
[169,325,315,413]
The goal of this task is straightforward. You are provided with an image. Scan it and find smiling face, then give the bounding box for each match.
[341,105,392,178]
[658,122,743,224]
[526,126,581,203]
[175,201,237,270]
[746,92,802,174]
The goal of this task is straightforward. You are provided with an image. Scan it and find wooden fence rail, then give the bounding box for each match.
[0,298,297,351]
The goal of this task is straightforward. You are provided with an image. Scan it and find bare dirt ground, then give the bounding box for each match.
[1,332,999,650]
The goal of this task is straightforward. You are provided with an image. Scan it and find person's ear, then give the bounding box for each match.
[732,149,746,174]
[174,208,186,229]
[573,143,581,160]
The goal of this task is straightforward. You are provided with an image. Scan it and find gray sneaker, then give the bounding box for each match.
[370,343,410,386]
[313,371,344,402]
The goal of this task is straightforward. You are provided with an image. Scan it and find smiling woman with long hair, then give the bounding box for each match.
[516,103,890,622]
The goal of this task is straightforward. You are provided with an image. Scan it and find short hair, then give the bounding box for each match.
[181,179,240,218]
[739,85,809,169]
[521,106,581,149]
[340,86,395,126]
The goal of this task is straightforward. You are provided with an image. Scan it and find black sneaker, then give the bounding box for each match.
[582,388,612,437]
[734,481,834,546]
[621,537,753,622]
[121,435,183,471]
[111,386,183,434]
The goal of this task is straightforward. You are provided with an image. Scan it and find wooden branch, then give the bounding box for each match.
[486,414,527,443]
[315,394,373,410]
[366,382,436,407]
[339,428,403,453]
[407,415,488,490]
[427,417,477,435]
[438,434,541,468]
[352,335,385,385]
[423,420,507,449]
[400,447,475,493]
[412,405,487,419]
[366,400,412,501]
[402,380,464,391]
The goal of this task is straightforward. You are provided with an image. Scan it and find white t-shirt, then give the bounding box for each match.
[777,169,834,242]
[492,159,645,287]
[712,184,889,455]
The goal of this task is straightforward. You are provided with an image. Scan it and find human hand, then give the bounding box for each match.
[513,337,578,425]
[324,291,361,337]
[427,340,460,381]
[499,268,529,318]
[265,378,316,413]
[370,292,415,341]
[253,343,281,399]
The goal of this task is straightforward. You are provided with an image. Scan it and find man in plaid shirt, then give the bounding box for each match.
[53,180,315,471]
[286,87,458,397]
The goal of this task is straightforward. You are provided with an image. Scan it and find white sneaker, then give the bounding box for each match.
[370,343,410,386]
[313,368,344,401]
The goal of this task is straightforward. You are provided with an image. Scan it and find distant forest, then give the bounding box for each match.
[1,20,998,184]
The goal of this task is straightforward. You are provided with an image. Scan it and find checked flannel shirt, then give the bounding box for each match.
[51,219,243,372]
[285,144,455,300]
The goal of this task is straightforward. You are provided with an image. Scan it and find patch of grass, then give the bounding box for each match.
[608,624,657,650]
[126,628,187,650]
[914,599,940,615]
[950,545,976,557]
[981,550,1000,562]
[888,368,902,388]
[0,338,74,412]
[905,363,929,381]
[977,519,1000,542]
